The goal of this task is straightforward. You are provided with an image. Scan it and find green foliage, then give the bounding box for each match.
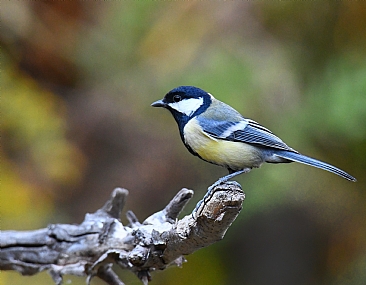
[303,57,366,141]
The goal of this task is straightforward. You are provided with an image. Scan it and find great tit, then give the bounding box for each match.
[151,86,356,186]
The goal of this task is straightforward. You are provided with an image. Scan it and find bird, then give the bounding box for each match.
[151,86,357,190]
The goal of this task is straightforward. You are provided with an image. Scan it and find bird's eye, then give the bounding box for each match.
[173,95,181,103]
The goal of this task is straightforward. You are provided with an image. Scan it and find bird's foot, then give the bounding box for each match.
[192,168,250,217]
[221,180,242,188]
[208,168,251,192]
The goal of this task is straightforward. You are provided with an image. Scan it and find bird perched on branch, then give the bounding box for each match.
[152,86,356,189]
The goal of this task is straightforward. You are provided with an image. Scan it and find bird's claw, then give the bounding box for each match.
[192,168,250,218]
[222,180,242,188]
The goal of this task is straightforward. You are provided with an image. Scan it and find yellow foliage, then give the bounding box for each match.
[1,55,85,229]
[1,57,85,188]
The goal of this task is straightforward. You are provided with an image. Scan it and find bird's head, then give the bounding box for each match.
[151,86,212,127]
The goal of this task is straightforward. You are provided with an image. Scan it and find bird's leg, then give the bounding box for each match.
[208,168,251,191]
[193,168,251,216]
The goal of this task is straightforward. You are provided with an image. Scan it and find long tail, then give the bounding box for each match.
[273,150,356,182]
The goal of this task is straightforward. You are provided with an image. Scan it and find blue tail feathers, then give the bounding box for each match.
[273,151,356,182]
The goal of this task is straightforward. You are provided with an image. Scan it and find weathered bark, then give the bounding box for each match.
[0,183,245,284]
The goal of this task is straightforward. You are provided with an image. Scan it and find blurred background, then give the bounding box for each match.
[1,1,366,285]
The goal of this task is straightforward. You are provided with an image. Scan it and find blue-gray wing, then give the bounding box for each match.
[197,117,296,152]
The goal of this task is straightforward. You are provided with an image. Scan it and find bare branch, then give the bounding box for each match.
[0,183,245,284]
[95,264,125,285]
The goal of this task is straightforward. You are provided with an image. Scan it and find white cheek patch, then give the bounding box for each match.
[221,121,248,138]
[169,97,204,116]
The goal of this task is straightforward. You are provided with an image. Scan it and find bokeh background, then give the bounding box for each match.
[1,2,366,285]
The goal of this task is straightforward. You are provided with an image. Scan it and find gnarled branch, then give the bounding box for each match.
[0,183,245,284]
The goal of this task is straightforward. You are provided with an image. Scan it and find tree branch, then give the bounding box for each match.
[0,183,245,284]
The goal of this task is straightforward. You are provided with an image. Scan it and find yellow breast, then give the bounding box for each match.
[183,118,264,170]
